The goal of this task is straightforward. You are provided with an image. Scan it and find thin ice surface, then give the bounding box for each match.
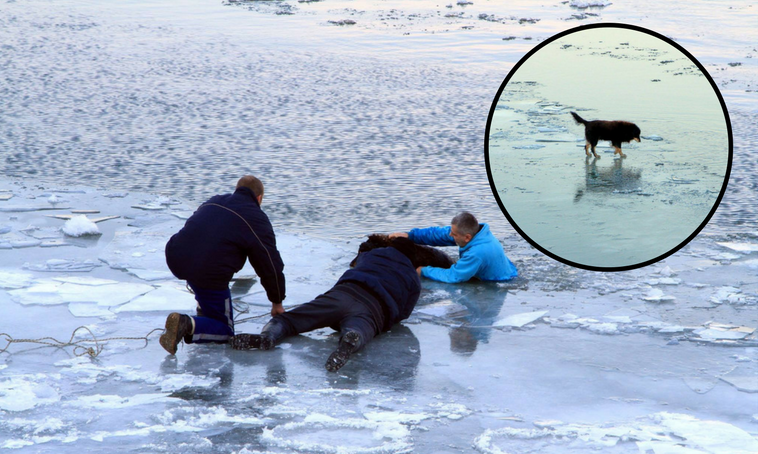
[0,178,756,453]
[1,0,758,452]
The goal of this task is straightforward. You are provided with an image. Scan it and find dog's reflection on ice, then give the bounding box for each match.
[574,156,643,203]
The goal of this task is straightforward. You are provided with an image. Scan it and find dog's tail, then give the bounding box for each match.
[570,111,587,125]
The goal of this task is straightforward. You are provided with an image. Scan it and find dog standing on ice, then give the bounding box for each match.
[570,111,641,158]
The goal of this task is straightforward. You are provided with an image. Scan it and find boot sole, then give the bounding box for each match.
[159,313,182,355]
[325,331,360,372]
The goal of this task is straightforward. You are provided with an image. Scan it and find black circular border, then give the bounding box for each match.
[484,22,733,272]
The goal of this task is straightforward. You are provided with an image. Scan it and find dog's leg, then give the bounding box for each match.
[591,144,599,159]
[584,142,592,157]
[613,146,626,158]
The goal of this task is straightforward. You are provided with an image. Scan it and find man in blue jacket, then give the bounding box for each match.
[231,245,420,372]
[160,175,286,355]
[390,212,517,283]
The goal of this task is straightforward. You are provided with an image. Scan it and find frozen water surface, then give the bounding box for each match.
[0,179,756,453]
[1,0,757,452]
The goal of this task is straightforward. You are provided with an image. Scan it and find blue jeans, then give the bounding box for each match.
[187,283,234,343]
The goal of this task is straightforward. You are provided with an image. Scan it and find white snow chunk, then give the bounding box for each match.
[586,323,619,335]
[0,377,60,412]
[47,194,60,205]
[657,265,675,277]
[494,310,548,328]
[710,286,749,305]
[61,215,101,237]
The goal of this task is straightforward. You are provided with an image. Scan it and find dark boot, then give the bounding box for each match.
[159,313,193,355]
[325,331,361,372]
[231,333,265,350]
[259,319,289,350]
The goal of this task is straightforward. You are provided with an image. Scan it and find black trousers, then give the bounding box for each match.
[272,282,385,352]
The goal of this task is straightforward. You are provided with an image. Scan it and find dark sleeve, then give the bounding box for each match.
[246,222,286,305]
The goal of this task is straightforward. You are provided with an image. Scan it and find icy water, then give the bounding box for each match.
[0,0,756,240]
[489,27,730,269]
[1,0,758,453]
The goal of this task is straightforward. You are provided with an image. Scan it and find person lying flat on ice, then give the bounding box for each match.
[390,211,518,283]
[231,239,422,372]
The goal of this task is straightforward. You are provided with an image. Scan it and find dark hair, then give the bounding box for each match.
[236,175,264,197]
[451,212,478,236]
[349,234,454,269]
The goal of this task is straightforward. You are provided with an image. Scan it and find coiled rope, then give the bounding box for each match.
[0,326,164,358]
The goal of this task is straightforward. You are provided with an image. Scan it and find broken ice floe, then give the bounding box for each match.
[8,280,155,307]
[641,288,676,302]
[493,310,548,328]
[474,412,758,454]
[646,277,681,285]
[0,270,35,289]
[569,0,612,8]
[0,205,71,212]
[23,259,100,272]
[694,323,755,341]
[710,286,756,305]
[113,284,195,313]
[717,241,758,253]
[719,368,758,393]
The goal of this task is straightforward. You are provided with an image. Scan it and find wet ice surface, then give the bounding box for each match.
[1,0,757,452]
[1,178,757,453]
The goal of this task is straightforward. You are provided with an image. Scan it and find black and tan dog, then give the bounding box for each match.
[570,111,641,158]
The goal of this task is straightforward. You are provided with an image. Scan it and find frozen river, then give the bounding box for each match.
[1,0,757,453]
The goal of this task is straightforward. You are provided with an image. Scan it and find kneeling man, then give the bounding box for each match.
[232,242,420,372]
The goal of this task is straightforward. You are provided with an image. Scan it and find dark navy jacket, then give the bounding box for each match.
[165,187,286,304]
[337,247,421,331]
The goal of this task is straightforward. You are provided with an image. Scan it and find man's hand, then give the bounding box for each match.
[271,303,285,317]
[416,266,424,277]
[389,232,409,239]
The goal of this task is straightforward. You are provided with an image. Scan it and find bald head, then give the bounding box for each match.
[236,175,264,198]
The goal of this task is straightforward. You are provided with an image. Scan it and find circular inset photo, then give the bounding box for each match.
[485,23,732,271]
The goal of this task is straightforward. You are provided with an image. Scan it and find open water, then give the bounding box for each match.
[0,0,755,242]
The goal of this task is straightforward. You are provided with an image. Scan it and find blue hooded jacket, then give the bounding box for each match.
[408,223,517,283]
[337,247,421,330]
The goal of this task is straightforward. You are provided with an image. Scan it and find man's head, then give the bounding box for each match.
[450,212,479,247]
[237,175,264,205]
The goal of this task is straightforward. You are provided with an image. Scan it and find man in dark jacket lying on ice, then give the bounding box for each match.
[231,241,422,372]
